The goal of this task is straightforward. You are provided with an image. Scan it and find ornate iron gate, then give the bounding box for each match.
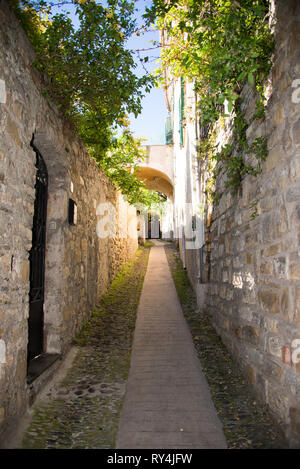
[28,144,48,362]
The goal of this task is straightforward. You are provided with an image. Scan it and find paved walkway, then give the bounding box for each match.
[116,240,227,449]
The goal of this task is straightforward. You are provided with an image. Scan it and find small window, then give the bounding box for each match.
[68,199,77,225]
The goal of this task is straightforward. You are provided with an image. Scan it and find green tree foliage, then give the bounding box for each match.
[10,0,162,206]
[146,0,274,197]
[92,131,164,206]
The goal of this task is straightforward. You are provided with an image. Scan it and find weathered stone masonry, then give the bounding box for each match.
[0,2,137,439]
[201,0,300,447]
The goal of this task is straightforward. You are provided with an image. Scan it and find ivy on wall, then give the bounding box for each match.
[146,0,274,201]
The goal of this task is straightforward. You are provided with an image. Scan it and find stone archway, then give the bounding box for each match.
[136,166,174,200]
[135,145,175,241]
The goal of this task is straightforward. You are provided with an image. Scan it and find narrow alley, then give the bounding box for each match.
[1,0,300,452]
[3,242,286,450]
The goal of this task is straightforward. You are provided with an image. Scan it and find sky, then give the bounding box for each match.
[125,0,169,145]
[51,0,168,145]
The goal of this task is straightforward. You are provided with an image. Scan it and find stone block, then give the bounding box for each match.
[222,269,228,283]
[12,99,24,121]
[0,253,11,275]
[226,288,233,301]
[264,146,282,172]
[287,184,300,203]
[81,239,87,251]
[6,114,22,148]
[243,325,260,345]
[289,263,300,279]
[289,250,300,263]
[295,288,300,322]
[219,285,227,299]
[288,17,300,58]
[264,359,283,383]
[246,252,253,265]
[289,155,300,180]
[246,364,256,385]
[267,386,289,424]
[291,204,300,229]
[231,323,243,340]
[20,260,29,284]
[245,230,257,247]
[261,214,276,243]
[276,205,289,236]
[275,103,284,125]
[15,349,27,383]
[281,288,292,320]
[289,407,300,439]
[259,290,280,314]
[239,306,253,323]
[260,261,273,275]
[284,369,300,398]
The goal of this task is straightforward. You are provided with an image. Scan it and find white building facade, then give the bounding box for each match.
[162,73,208,307]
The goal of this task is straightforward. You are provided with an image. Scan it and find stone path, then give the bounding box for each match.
[116,240,227,449]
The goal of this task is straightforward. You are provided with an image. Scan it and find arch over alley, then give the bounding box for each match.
[135,145,175,240]
[137,145,174,199]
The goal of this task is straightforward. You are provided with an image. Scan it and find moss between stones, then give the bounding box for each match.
[164,243,288,449]
[22,244,151,449]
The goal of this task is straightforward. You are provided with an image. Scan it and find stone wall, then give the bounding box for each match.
[0,2,137,438]
[202,0,300,447]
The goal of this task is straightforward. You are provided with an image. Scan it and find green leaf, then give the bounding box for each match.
[248,72,255,86]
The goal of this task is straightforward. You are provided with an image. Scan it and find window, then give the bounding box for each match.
[68,199,77,225]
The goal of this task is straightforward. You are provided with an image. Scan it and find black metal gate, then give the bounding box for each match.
[28,144,48,363]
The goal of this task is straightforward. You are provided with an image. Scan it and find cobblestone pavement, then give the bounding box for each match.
[19,244,151,449]
[164,242,288,449]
